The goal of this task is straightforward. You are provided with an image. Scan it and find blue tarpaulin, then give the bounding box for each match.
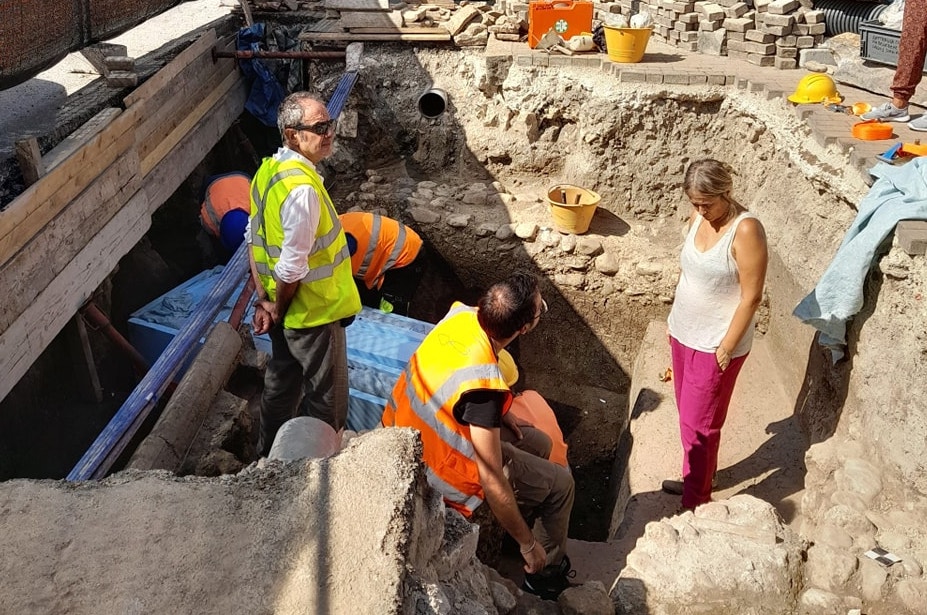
[236,23,286,127]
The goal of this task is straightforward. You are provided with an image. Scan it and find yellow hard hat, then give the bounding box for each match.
[788,73,842,105]
[497,349,519,388]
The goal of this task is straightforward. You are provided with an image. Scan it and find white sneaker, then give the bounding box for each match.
[861,102,911,123]
[909,115,927,131]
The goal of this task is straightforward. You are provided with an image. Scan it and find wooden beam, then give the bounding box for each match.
[143,73,248,212]
[0,191,152,405]
[14,138,44,186]
[133,35,234,150]
[323,0,391,10]
[80,43,128,76]
[65,314,104,403]
[123,29,217,109]
[43,108,122,172]
[0,106,139,268]
[141,69,244,177]
[338,10,404,29]
[137,42,237,169]
[0,149,141,333]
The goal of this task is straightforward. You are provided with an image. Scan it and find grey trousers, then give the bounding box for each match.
[260,321,348,455]
[501,425,575,567]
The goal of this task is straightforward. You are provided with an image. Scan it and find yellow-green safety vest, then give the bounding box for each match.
[250,155,360,329]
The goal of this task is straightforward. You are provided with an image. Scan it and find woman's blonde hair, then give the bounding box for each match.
[683,159,735,200]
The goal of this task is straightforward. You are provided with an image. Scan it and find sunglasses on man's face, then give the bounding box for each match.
[291,119,337,136]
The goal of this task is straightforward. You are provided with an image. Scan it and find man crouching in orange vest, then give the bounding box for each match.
[339,211,423,315]
[382,272,575,601]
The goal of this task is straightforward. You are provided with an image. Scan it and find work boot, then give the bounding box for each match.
[522,555,576,601]
[661,474,718,495]
[861,102,911,123]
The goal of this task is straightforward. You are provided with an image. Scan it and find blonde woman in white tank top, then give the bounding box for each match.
[663,160,768,511]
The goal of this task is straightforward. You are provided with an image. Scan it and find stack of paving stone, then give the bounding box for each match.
[610,0,825,69]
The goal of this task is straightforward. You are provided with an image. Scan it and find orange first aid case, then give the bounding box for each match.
[528,1,594,48]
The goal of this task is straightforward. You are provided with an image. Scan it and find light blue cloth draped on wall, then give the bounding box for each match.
[793,158,927,362]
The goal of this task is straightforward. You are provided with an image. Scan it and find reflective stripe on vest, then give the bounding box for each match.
[250,156,360,329]
[381,304,511,516]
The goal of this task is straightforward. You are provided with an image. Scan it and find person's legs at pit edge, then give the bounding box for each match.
[502,424,553,460]
[501,441,574,567]
[670,337,747,509]
[260,324,304,455]
[285,321,349,432]
[899,0,927,129]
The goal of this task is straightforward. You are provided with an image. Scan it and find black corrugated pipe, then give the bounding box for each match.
[813,0,890,36]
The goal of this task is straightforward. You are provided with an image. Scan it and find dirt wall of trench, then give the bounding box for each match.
[324,46,927,601]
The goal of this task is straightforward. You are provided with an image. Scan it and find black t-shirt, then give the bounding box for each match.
[453,389,507,429]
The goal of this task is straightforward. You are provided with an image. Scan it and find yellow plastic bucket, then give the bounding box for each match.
[603,26,653,63]
[547,184,601,235]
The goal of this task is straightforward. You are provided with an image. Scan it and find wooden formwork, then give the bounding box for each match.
[0,28,248,403]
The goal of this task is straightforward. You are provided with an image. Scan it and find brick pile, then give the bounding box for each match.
[606,0,825,69]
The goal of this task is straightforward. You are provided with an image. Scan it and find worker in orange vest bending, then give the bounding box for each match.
[382,272,575,601]
[339,211,423,315]
[199,172,251,257]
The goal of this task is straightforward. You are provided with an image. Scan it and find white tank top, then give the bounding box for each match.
[667,212,757,357]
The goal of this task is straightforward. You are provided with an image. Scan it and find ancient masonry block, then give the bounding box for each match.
[897,221,927,256]
[804,9,824,23]
[724,17,754,31]
[767,0,799,14]
[725,2,749,17]
[697,3,725,20]
[745,41,775,55]
[747,52,775,65]
[745,28,774,42]
[763,12,794,26]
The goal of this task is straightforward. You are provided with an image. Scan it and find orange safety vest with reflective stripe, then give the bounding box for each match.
[382,302,513,517]
[339,212,423,289]
[200,173,251,237]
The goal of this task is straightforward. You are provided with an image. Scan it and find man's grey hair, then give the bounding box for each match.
[277,92,326,141]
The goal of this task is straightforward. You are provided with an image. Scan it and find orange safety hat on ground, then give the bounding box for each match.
[787,73,842,105]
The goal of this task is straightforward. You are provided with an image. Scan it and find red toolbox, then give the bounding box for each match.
[528,1,594,49]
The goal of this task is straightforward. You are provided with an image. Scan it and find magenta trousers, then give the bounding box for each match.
[670,337,748,508]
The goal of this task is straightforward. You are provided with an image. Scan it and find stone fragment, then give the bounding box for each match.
[446,5,480,35]
[559,581,613,615]
[835,458,883,505]
[859,559,888,602]
[595,253,621,275]
[455,23,489,46]
[418,180,438,190]
[698,28,727,55]
[462,191,488,206]
[805,544,858,591]
[489,581,517,613]
[538,228,561,246]
[799,588,843,613]
[798,48,836,67]
[408,207,441,224]
[565,256,590,271]
[514,223,538,240]
[446,214,472,228]
[895,579,927,615]
[575,237,603,257]
[476,222,498,237]
[554,273,585,288]
[495,224,515,240]
[560,234,577,253]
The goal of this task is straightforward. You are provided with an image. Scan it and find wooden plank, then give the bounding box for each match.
[14,139,44,186]
[305,18,341,32]
[339,10,404,28]
[0,150,141,333]
[80,43,128,76]
[65,315,104,403]
[43,108,122,173]
[141,68,243,177]
[299,30,452,41]
[0,106,139,268]
[0,191,152,405]
[134,35,235,150]
[123,29,217,109]
[143,75,248,212]
[136,40,236,165]
[324,0,391,10]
